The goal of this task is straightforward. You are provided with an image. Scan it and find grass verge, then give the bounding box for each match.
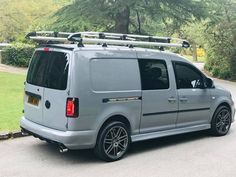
[0,72,25,131]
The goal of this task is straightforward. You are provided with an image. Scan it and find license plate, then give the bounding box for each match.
[28,95,39,106]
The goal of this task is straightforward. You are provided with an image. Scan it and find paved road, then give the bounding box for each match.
[0,63,236,177]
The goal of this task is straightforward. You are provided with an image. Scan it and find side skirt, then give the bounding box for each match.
[131,124,211,142]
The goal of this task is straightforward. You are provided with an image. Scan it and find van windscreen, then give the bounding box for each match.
[27,50,69,90]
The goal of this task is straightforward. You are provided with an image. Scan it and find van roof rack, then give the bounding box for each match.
[0,43,12,47]
[26,31,190,49]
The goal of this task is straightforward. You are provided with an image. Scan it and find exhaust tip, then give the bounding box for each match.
[21,128,29,136]
[59,145,68,153]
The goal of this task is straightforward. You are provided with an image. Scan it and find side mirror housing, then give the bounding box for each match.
[205,78,214,88]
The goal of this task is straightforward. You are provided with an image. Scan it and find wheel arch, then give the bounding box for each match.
[98,115,131,133]
[217,102,231,112]
[211,101,232,123]
[95,115,131,144]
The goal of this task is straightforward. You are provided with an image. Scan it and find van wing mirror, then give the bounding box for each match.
[205,78,214,88]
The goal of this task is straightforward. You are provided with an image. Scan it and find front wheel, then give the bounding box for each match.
[211,105,232,136]
[94,121,130,162]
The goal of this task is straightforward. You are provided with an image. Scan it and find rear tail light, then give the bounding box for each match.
[66,98,79,118]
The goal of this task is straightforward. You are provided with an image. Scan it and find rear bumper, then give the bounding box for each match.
[20,117,97,149]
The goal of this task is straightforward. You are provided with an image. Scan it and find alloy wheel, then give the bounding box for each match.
[103,126,129,159]
[216,109,231,134]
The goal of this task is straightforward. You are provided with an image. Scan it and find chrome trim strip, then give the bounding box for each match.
[103,97,142,103]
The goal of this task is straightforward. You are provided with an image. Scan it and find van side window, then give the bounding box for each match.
[138,59,169,90]
[90,59,141,91]
[173,62,204,89]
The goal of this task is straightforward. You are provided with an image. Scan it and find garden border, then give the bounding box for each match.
[0,131,30,141]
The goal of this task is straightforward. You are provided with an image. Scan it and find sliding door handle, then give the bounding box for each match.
[168,97,176,103]
[180,97,188,102]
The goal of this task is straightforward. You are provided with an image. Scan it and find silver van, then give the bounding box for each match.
[21,31,235,161]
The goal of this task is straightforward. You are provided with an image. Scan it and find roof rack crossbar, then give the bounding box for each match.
[26,31,190,48]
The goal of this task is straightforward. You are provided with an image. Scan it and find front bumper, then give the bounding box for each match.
[20,117,96,149]
[232,107,236,123]
[231,100,235,123]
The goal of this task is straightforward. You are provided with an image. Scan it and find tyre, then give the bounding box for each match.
[211,105,232,136]
[94,121,130,162]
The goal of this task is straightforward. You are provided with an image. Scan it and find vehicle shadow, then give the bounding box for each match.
[129,130,210,156]
[32,130,214,164]
[33,142,101,164]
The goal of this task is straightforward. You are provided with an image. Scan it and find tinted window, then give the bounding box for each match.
[27,51,69,90]
[139,59,169,90]
[173,62,204,89]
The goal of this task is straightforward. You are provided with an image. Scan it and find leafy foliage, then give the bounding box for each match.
[204,0,236,80]
[180,22,207,61]
[2,43,35,67]
[0,0,71,42]
[53,0,207,34]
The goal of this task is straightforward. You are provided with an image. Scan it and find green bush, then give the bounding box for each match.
[203,23,236,80]
[204,50,231,80]
[2,43,35,67]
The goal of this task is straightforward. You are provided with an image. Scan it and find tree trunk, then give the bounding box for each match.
[192,43,198,62]
[114,6,130,34]
[136,10,141,34]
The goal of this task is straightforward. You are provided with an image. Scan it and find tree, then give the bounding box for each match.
[53,0,207,34]
[181,22,207,61]
[0,0,70,42]
[203,0,236,80]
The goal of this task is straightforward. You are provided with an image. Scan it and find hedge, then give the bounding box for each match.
[2,43,35,67]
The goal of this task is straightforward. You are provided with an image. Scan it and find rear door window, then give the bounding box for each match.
[27,50,69,90]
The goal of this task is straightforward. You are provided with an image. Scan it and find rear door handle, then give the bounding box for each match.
[168,97,176,103]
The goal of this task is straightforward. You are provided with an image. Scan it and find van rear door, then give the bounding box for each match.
[25,50,48,125]
[26,48,71,131]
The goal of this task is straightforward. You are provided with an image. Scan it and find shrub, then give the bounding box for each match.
[2,43,35,67]
[203,24,236,80]
[205,50,232,80]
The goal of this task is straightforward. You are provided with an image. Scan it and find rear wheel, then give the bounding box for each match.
[211,105,232,136]
[94,121,130,162]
